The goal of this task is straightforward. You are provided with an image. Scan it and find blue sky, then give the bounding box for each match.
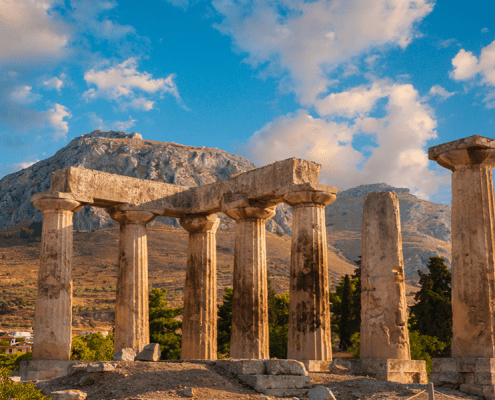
[1,0,494,205]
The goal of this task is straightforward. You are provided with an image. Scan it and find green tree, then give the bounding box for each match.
[149,287,183,360]
[0,352,31,371]
[0,367,48,399]
[217,287,233,357]
[71,333,114,361]
[409,330,447,374]
[409,256,452,356]
[268,292,289,359]
[339,274,352,350]
[0,341,9,347]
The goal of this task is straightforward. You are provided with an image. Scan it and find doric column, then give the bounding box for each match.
[361,191,410,360]
[429,136,495,357]
[179,213,220,360]
[223,201,276,359]
[31,192,83,360]
[107,204,155,355]
[282,187,336,368]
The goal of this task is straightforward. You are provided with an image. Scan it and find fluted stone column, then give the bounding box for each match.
[223,201,276,359]
[179,213,220,360]
[31,192,83,360]
[361,191,410,360]
[107,205,155,355]
[283,188,336,370]
[429,136,495,357]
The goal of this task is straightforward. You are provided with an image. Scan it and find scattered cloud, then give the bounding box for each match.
[10,86,42,104]
[83,58,181,110]
[429,85,455,99]
[43,76,64,92]
[482,28,489,34]
[212,0,434,105]
[451,39,495,107]
[88,112,137,131]
[114,117,137,131]
[46,104,72,139]
[243,82,448,199]
[0,0,68,63]
[162,0,196,10]
[2,159,40,176]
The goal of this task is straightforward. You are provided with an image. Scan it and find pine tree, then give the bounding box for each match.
[409,256,452,356]
[339,274,352,350]
[217,287,233,357]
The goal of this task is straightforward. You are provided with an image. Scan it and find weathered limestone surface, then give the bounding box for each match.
[49,158,321,215]
[179,214,220,360]
[113,348,136,361]
[215,359,266,375]
[283,187,337,366]
[237,374,311,390]
[135,343,161,361]
[107,204,155,355]
[264,359,308,376]
[31,192,83,361]
[348,359,427,384]
[429,135,495,357]
[20,360,86,381]
[224,202,276,359]
[361,191,410,360]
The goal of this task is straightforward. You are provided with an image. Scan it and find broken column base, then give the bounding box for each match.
[302,360,332,372]
[20,360,86,381]
[348,359,427,384]
[431,358,495,399]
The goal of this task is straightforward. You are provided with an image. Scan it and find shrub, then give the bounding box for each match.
[71,333,114,361]
[0,366,47,399]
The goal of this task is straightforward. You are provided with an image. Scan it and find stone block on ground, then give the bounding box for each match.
[180,387,194,397]
[50,390,88,400]
[348,359,427,384]
[215,359,266,375]
[262,388,310,397]
[303,360,332,372]
[86,362,116,372]
[328,358,352,375]
[308,386,337,400]
[238,374,311,391]
[135,343,161,361]
[113,348,136,361]
[20,360,84,381]
[264,359,308,376]
[430,371,462,386]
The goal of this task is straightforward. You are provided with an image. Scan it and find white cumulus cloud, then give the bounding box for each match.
[0,0,68,63]
[43,76,64,92]
[46,104,72,139]
[212,0,434,105]
[10,86,42,104]
[429,85,455,99]
[451,39,495,107]
[83,58,181,110]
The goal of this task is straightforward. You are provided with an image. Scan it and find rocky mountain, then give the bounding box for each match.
[0,130,451,282]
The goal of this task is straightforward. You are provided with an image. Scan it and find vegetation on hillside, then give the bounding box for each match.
[71,332,114,361]
[0,367,48,400]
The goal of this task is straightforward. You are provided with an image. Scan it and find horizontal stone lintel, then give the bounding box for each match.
[42,159,336,216]
[428,135,495,161]
[433,357,495,373]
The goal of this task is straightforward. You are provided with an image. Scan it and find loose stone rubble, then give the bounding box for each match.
[113,348,136,361]
[428,135,495,399]
[135,343,161,361]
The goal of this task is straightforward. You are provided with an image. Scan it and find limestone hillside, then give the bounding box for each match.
[0,130,451,282]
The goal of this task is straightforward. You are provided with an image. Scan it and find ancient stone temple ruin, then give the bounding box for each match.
[23,158,337,379]
[429,135,495,399]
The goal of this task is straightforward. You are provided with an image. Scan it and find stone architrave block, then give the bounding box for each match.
[215,359,266,375]
[237,374,311,391]
[50,390,88,400]
[86,362,116,372]
[113,348,136,361]
[430,371,462,385]
[264,359,308,376]
[135,343,160,361]
[308,386,337,400]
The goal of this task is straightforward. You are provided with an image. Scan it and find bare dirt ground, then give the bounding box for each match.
[35,361,482,400]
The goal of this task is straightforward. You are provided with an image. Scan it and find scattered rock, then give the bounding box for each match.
[264,359,308,376]
[78,376,94,386]
[308,386,337,400]
[215,359,266,375]
[180,387,194,397]
[329,358,352,375]
[135,343,161,361]
[50,390,88,400]
[86,362,116,372]
[114,347,136,361]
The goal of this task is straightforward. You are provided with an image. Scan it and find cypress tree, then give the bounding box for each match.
[340,274,352,350]
[409,256,452,355]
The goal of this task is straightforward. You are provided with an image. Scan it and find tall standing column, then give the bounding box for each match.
[361,191,410,359]
[179,213,220,360]
[223,201,276,359]
[429,136,495,357]
[283,187,336,370]
[107,204,155,355]
[31,192,83,360]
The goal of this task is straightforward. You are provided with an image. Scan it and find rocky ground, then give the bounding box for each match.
[30,360,482,400]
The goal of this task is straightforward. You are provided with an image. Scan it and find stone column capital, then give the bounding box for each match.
[179,213,220,234]
[282,189,336,208]
[107,204,155,225]
[32,192,83,213]
[222,201,276,221]
[436,148,495,171]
